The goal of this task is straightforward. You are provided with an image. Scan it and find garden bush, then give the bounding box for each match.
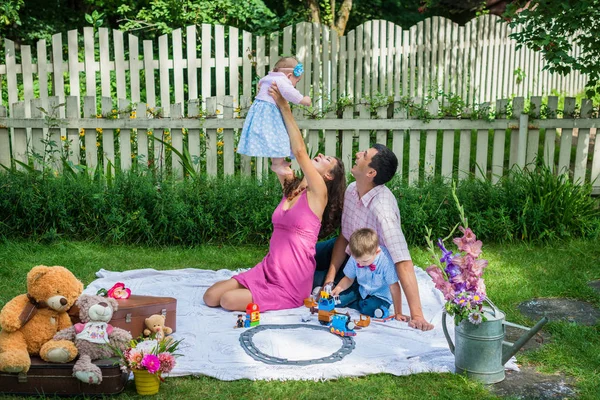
[0,166,598,246]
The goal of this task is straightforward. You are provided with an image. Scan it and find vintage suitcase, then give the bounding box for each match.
[69,295,177,338]
[0,357,127,396]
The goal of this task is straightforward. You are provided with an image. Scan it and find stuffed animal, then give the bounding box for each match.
[53,294,132,385]
[0,265,83,373]
[143,314,173,341]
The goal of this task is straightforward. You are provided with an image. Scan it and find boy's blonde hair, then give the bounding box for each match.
[273,57,298,72]
[349,228,379,258]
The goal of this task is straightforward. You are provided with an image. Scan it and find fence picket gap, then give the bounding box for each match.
[0,106,9,168]
[66,96,80,165]
[119,98,132,172]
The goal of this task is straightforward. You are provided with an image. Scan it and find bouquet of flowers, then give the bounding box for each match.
[425,186,489,326]
[114,335,182,380]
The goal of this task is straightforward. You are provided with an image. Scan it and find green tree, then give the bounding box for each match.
[505,0,600,97]
[116,0,279,39]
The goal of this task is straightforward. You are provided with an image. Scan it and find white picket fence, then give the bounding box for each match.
[0,95,598,194]
[0,15,587,121]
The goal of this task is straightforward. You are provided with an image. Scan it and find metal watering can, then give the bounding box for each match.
[442,299,548,384]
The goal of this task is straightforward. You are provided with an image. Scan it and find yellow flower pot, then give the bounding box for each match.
[132,369,160,395]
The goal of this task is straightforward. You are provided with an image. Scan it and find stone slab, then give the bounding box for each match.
[490,365,575,399]
[518,298,600,326]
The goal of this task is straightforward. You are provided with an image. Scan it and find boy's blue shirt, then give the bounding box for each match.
[343,246,399,304]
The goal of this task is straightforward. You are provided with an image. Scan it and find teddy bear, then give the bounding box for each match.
[53,294,132,385]
[143,314,173,342]
[0,265,84,373]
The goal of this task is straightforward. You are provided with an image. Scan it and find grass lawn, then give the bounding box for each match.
[0,239,599,400]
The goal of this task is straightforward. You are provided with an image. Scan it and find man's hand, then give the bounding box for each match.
[408,316,434,331]
[395,313,410,322]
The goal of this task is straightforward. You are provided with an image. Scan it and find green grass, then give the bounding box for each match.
[0,239,599,399]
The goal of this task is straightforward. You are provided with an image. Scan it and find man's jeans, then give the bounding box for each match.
[313,236,358,306]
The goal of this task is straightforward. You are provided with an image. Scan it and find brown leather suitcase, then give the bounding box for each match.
[0,357,127,396]
[69,295,177,338]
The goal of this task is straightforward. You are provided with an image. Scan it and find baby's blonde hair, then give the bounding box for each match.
[273,57,298,72]
[349,228,379,258]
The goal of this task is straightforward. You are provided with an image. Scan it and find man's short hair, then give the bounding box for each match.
[369,143,398,185]
[349,228,379,258]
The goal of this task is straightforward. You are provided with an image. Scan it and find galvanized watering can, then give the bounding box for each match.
[442,299,548,384]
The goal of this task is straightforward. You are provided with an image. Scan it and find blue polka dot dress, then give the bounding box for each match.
[236,100,291,158]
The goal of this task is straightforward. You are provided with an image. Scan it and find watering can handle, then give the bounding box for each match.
[441,311,455,354]
[484,297,500,317]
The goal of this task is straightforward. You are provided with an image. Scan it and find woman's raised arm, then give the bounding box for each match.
[269,83,327,206]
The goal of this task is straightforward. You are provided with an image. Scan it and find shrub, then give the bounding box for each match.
[0,166,598,246]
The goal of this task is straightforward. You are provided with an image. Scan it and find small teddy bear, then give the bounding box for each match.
[0,265,83,373]
[143,314,173,342]
[53,294,132,385]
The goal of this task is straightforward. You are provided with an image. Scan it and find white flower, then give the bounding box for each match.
[135,339,159,353]
[468,312,483,325]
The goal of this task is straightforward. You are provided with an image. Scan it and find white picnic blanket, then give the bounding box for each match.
[84,267,508,381]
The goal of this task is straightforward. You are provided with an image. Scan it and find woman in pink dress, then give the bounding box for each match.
[203,83,346,311]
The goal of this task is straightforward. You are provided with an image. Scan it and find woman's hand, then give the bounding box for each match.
[269,82,291,111]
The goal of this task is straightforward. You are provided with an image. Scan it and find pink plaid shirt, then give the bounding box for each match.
[341,182,411,264]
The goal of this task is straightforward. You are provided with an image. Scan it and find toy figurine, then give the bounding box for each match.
[235,314,244,328]
[244,303,260,328]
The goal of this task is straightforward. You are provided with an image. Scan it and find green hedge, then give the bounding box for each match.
[1,167,598,246]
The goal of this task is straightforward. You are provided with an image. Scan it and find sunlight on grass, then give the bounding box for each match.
[0,238,598,399]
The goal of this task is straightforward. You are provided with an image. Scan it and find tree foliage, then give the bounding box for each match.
[505,0,600,97]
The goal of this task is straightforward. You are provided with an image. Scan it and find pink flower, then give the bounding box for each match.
[141,354,160,374]
[463,240,483,258]
[107,282,131,299]
[127,350,143,368]
[471,258,488,276]
[453,226,476,250]
[426,265,445,287]
[158,352,176,373]
[439,281,455,301]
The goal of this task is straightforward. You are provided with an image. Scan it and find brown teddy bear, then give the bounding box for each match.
[143,314,173,341]
[53,294,132,385]
[0,265,83,373]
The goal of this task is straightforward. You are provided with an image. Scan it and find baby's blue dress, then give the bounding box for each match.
[237,72,305,158]
[237,100,291,157]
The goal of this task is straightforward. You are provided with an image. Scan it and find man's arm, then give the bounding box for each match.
[395,260,434,331]
[389,282,409,321]
[323,235,349,286]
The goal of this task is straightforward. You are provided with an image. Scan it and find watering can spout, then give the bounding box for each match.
[501,316,548,364]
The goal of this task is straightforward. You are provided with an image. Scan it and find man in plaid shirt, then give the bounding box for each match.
[314,144,434,331]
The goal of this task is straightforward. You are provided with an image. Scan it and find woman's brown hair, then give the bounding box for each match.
[283,157,346,238]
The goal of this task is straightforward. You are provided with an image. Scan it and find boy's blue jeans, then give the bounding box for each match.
[337,285,391,318]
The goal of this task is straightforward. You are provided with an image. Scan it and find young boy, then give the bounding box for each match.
[331,228,409,320]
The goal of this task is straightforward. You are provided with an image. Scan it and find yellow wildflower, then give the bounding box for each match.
[130,111,137,119]
[81,145,86,150]
[79,128,85,137]
[217,128,223,133]
[96,114,102,118]
[96,142,100,147]
[215,109,221,114]
[96,128,103,134]
[130,139,134,143]
[60,135,67,141]
[147,131,153,136]
[217,140,224,147]
[234,107,241,113]
[217,150,223,155]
